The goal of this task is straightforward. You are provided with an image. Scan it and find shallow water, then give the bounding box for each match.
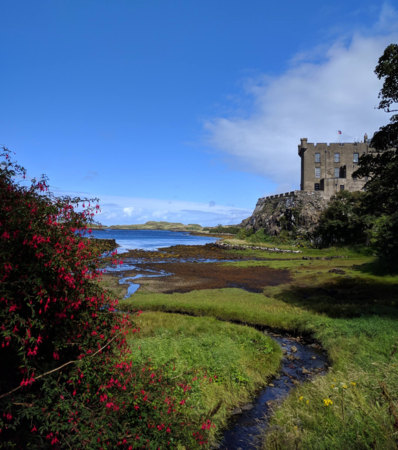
[219,333,328,450]
[119,271,171,297]
[90,229,219,253]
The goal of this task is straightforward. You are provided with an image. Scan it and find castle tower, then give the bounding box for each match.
[298,138,370,199]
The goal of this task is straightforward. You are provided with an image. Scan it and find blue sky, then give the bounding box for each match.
[1,1,397,225]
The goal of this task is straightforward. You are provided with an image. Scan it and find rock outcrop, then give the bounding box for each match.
[241,190,328,236]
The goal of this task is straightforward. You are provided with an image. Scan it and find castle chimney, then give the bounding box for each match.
[300,138,308,149]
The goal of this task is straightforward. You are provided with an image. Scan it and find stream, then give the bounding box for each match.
[106,257,329,450]
[219,333,328,450]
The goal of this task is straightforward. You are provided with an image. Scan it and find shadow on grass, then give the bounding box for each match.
[274,276,398,319]
[353,259,398,277]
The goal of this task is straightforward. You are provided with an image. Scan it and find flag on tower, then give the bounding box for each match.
[338,130,342,134]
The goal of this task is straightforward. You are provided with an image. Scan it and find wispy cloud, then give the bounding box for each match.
[204,6,398,194]
[54,191,251,226]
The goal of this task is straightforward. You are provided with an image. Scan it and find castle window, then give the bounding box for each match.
[314,183,320,191]
[334,153,340,163]
[315,167,321,178]
[340,185,345,191]
[353,153,359,163]
[315,153,321,162]
[334,168,340,178]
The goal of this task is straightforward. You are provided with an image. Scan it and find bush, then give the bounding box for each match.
[203,225,240,235]
[315,191,371,247]
[236,228,255,240]
[0,150,214,449]
[369,212,398,264]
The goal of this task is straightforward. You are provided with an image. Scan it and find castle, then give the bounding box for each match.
[241,135,373,233]
[241,135,374,235]
[298,135,371,199]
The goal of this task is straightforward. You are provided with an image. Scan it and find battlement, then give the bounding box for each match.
[259,189,323,201]
[298,137,372,156]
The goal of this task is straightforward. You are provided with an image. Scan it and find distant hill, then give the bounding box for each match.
[107,221,205,232]
[91,221,241,235]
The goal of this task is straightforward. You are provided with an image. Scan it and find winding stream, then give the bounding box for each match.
[219,333,328,450]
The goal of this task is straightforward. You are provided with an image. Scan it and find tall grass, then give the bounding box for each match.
[128,312,281,442]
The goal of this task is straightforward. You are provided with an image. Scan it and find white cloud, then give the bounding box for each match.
[54,190,252,226]
[123,207,135,216]
[204,8,398,194]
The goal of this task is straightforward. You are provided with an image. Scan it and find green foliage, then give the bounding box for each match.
[316,191,371,247]
[246,229,272,243]
[241,228,308,247]
[203,225,241,235]
[236,228,255,239]
[368,212,398,262]
[0,151,214,449]
[352,44,398,264]
[374,43,398,116]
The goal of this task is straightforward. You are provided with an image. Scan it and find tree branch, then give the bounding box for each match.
[0,335,118,401]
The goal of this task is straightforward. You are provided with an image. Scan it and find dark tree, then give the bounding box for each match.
[352,44,398,261]
[316,191,371,247]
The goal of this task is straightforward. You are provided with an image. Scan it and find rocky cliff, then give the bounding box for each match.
[241,191,328,236]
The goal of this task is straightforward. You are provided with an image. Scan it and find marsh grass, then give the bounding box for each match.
[224,238,375,260]
[128,312,281,438]
[120,254,398,449]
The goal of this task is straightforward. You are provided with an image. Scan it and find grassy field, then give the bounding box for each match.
[119,247,398,449]
[127,312,281,441]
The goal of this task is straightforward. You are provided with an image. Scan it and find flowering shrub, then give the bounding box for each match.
[0,149,214,449]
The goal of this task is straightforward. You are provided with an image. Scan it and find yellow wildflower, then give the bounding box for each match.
[351,382,356,386]
[298,396,304,401]
[331,384,334,388]
[323,399,333,406]
[306,400,309,404]
[342,384,347,389]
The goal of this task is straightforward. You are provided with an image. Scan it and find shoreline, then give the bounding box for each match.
[92,227,230,242]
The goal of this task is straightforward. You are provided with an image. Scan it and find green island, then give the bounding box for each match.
[92,221,239,235]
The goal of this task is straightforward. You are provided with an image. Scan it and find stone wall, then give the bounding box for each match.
[241,190,328,236]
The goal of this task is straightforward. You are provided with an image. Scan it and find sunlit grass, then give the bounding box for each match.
[128,311,281,437]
